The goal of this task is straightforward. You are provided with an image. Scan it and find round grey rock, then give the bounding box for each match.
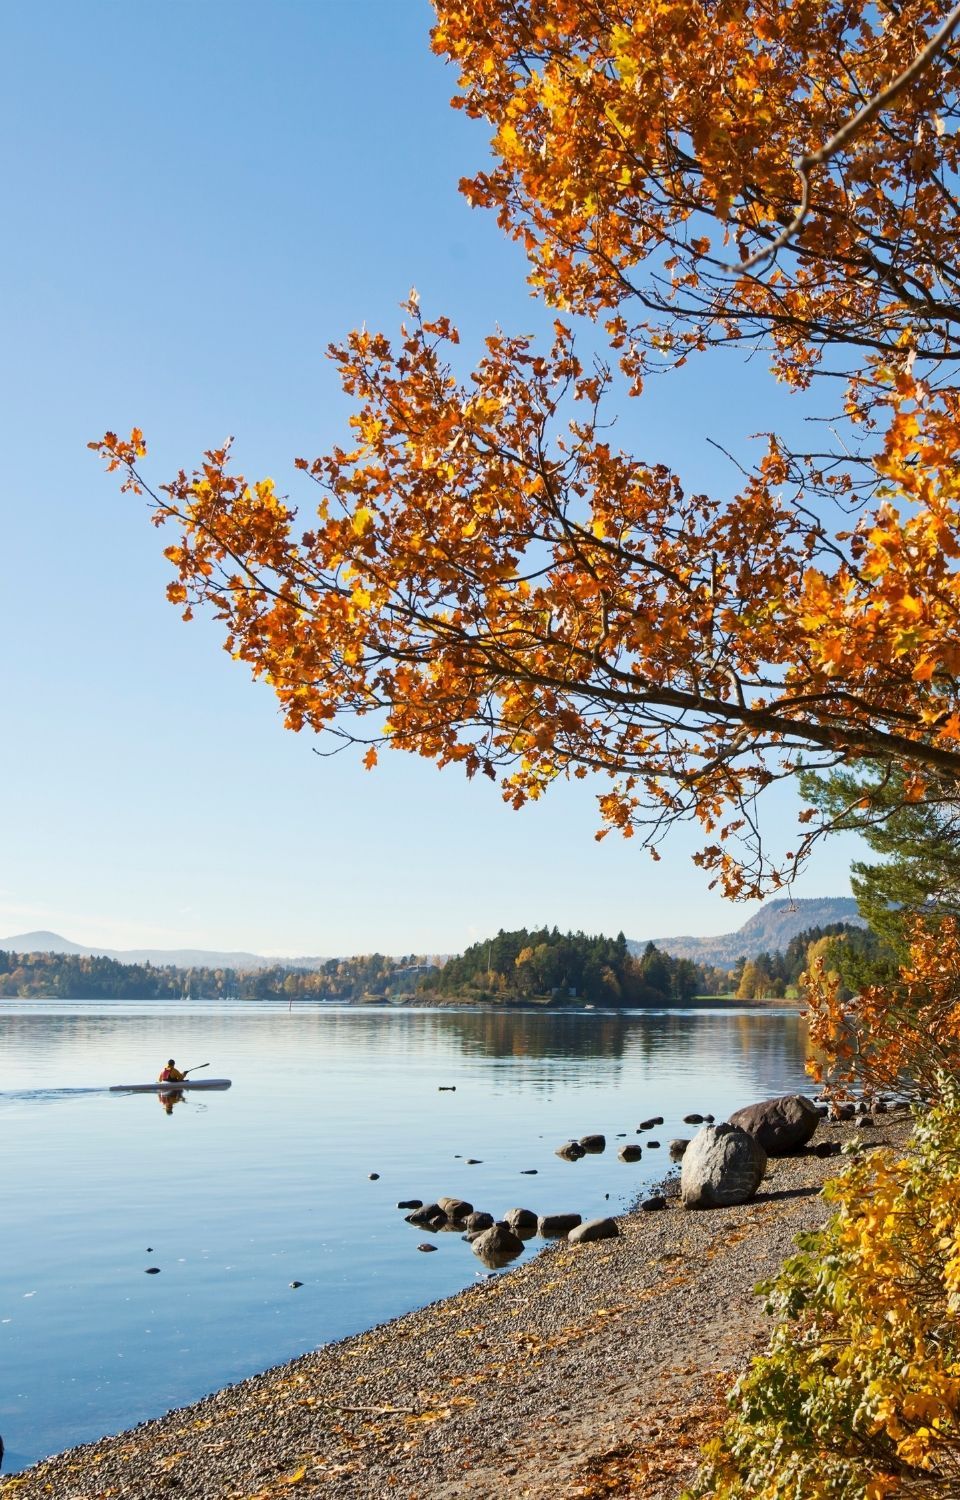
[680,1123,767,1209]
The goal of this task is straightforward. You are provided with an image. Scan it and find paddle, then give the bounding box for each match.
[183,1063,210,1076]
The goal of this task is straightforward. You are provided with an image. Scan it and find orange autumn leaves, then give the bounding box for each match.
[433,0,960,387]
[90,0,960,898]
[91,317,960,898]
[806,916,960,1100]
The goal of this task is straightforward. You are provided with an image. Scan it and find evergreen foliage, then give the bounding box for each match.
[801,765,960,964]
[425,927,709,1005]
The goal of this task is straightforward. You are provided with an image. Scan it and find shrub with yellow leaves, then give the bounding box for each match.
[686,1088,960,1499]
[805,917,960,1104]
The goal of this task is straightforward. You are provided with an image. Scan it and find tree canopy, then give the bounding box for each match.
[93,0,960,898]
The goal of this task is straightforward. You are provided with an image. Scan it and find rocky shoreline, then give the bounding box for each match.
[2,1112,913,1500]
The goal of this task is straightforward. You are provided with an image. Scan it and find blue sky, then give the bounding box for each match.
[0,0,863,956]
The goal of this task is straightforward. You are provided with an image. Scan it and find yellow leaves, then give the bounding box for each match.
[351,506,374,537]
[278,1466,307,1486]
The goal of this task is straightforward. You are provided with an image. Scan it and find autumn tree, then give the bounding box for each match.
[94,0,960,901]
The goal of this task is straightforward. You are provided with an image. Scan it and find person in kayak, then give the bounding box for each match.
[159,1060,186,1082]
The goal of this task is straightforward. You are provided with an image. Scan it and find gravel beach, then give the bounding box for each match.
[1,1113,913,1500]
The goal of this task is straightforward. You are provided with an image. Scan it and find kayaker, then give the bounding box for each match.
[159,1059,186,1082]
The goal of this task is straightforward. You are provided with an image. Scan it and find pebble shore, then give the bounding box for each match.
[1,1114,913,1500]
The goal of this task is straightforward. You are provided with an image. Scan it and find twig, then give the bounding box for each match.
[727,1,960,273]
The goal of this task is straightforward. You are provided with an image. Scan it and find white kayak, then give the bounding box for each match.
[110,1079,232,1092]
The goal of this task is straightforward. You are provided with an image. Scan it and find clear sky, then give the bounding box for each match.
[1,0,864,957]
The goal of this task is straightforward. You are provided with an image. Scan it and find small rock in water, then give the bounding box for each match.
[289,1281,303,1289]
[368,1172,380,1180]
[646,1139,661,1148]
[556,1140,586,1161]
[397,1199,422,1210]
[520,1168,538,1175]
[683,1113,705,1125]
[145,1267,161,1275]
[465,1158,482,1165]
[438,1086,456,1092]
[146,1247,153,1253]
[638,1117,664,1130]
[417,1243,438,1253]
[618,1143,643,1162]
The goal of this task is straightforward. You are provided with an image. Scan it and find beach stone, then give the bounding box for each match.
[646,1140,661,1148]
[813,1141,842,1158]
[417,1243,438,1252]
[538,1212,582,1237]
[669,1139,691,1161]
[579,1134,606,1152]
[568,1216,619,1244]
[681,1124,767,1209]
[641,1195,667,1212]
[463,1211,494,1233]
[470,1223,524,1266]
[405,1204,445,1227]
[144,1267,161,1274]
[289,1280,303,1288]
[638,1117,664,1130]
[683,1113,705,1125]
[556,1141,586,1161]
[368,1173,380,1180]
[856,1116,875,1129]
[618,1143,643,1162]
[396,1200,422,1210]
[465,1159,483,1165]
[503,1207,538,1236]
[520,1168,538,1175]
[437,1197,473,1220]
[728,1094,820,1156]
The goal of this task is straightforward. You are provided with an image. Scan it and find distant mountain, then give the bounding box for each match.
[628,897,865,968]
[0,931,447,973]
[0,931,312,971]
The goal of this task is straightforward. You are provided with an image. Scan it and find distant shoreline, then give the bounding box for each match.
[1,994,803,1012]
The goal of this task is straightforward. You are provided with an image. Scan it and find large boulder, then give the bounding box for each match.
[728,1094,821,1156]
[680,1124,767,1209]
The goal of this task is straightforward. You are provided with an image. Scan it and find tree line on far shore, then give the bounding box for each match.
[0,919,878,1004]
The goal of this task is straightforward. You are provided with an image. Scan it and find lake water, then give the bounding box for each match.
[0,1001,811,1472]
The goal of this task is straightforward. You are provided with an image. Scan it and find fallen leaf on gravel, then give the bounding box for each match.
[403,1406,452,1425]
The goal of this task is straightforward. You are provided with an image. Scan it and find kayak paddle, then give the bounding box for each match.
[183,1063,210,1076]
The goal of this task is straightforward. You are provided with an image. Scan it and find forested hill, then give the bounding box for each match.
[421,928,713,1005]
[630,897,864,967]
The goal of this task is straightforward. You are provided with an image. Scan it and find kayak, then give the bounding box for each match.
[109,1079,232,1093]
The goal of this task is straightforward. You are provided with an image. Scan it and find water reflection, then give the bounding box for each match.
[1,1000,812,1472]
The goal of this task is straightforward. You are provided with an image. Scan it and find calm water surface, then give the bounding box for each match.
[0,1001,811,1471]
